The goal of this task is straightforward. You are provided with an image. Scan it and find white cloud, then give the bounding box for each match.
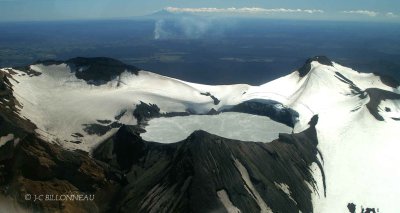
[164,7,324,14]
[342,10,378,17]
[386,12,398,18]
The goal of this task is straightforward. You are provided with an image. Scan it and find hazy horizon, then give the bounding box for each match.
[0,0,399,23]
[1,17,399,85]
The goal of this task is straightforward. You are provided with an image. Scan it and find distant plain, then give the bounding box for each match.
[1,18,399,85]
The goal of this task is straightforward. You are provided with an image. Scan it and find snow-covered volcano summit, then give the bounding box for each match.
[1,56,400,212]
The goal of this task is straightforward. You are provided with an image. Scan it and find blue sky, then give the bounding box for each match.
[0,0,399,22]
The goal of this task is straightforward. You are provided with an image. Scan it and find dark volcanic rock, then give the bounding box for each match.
[0,133,119,213]
[0,71,37,137]
[66,57,140,85]
[365,88,400,121]
[94,115,323,213]
[363,208,377,213]
[133,101,191,125]
[225,99,299,127]
[200,92,220,105]
[163,111,191,117]
[133,101,162,124]
[298,56,333,77]
[11,66,42,77]
[374,72,400,88]
[207,108,219,115]
[21,57,140,85]
[348,203,379,213]
[82,122,122,136]
[334,72,367,98]
[347,203,356,213]
[94,125,147,171]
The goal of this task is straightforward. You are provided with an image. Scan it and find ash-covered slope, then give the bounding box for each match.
[1,56,400,212]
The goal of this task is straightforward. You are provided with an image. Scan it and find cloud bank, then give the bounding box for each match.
[163,7,399,19]
[342,10,378,17]
[165,7,324,14]
[386,12,398,18]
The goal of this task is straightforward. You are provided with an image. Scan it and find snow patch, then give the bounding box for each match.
[0,134,14,147]
[274,182,297,205]
[234,158,273,213]
[217,189,241,213]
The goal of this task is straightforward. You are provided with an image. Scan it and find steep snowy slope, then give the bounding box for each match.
[250,57,400,212]
[1,56,400,212]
